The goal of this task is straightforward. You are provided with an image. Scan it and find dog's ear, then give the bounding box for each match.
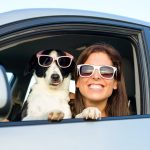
[24,53,37,76]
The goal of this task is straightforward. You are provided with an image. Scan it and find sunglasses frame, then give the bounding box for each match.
[36,54,74,68]
[77,64,117,79]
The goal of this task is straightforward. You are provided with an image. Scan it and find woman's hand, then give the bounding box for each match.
[75,107,101,120]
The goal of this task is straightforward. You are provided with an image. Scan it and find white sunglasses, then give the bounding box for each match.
[36,54,73,68]
[77,64,117,79]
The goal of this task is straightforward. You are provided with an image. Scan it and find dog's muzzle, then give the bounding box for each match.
[50,73,61,86]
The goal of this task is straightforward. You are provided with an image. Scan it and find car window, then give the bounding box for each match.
[2,33,138,121]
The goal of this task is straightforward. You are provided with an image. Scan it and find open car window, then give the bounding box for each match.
[4,33,138,121]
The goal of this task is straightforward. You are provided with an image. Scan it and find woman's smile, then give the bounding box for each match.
[88,83,104,90]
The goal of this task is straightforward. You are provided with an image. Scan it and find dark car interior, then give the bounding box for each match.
[0,33,137,121]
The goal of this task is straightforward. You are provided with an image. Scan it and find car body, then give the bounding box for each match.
[0,8,150,150]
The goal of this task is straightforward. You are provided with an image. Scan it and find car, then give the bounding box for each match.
[0,8,150,150]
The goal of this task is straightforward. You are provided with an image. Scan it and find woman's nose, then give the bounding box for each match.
[92,69,101,79]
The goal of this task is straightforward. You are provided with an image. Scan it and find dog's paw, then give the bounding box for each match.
[48,111,64,121]
[75,107,101,120]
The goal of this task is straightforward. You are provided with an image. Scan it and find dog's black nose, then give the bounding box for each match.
[51,73,60,81]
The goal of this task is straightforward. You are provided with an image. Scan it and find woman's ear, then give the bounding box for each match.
[113,80,118,90]
[76,79,80,88]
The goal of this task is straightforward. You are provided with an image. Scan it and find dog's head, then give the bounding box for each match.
[25,49,75,87]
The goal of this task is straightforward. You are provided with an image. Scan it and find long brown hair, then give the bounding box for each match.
[73,43,130,117]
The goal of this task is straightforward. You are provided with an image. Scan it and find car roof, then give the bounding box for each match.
[0,8,150,27]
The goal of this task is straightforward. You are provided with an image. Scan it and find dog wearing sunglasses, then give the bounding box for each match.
[21,49,75,121]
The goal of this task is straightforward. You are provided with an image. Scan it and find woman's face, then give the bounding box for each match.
[76,52,117,105]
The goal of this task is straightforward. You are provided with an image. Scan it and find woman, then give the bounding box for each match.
[73,43,130,119]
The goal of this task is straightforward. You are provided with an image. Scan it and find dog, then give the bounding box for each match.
[21,49,75,121]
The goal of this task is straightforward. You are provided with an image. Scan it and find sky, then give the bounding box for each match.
[0,0,150,23]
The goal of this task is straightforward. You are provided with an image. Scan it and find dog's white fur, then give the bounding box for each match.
[23,51,72,120]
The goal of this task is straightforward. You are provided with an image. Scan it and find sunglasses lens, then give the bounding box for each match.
[58,57,72,68]
[100,66,114,79]
[79,65,94,77]
[39,56,53,67]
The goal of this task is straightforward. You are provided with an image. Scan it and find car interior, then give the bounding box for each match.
[0,33,138,121]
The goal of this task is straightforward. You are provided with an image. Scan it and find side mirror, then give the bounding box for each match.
[0,65,12,121]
